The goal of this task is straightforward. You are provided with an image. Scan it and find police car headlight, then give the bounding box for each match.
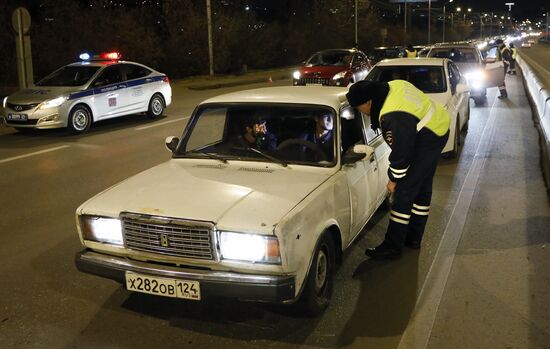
[220,232,281,264]
[80,215,123,245]
[2,97,7,108]
[293,71,301,80]
[332,71,347,80]
[38,96,67,110]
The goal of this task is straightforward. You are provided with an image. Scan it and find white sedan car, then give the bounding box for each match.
[365,58,470,157]
[2,52,171,133]
[75,86,391,315]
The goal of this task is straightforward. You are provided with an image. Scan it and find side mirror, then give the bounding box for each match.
[342,144,373,164]
[456,83,469,94]
[165,136,179,153]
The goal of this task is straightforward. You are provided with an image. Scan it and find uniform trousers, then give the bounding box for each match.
[384,131,449,250]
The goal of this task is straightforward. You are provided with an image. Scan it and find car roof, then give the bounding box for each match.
[374,57,447,67]
[313,48,361,54]
[432,43,477,49]
[65,60,147,68]
[200,86,349,111]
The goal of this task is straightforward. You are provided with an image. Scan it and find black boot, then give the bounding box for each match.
[365,242,402,260]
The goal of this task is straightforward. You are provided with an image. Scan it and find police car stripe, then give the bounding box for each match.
[390,216,410,225]
[68,75,165,100]
[411,209,429,216]
[391,210,411,219]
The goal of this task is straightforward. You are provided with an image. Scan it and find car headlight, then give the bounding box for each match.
[80,216,123,245]
[38,96,67,110]
[2,97,7,108]
[464,70,486,82]
[293,71,301,80]
[332,71,347,80]
[220,232,281,264]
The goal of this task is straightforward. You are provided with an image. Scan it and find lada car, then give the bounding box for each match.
[365,57,470,158]
[2,52,171,133]
[74,86,391,315]
[292,49,372,87]
[427,44,504,106]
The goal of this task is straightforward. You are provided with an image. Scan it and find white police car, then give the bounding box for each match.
[2,52,172,133]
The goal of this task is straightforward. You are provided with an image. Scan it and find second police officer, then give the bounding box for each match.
[346,80,450,260]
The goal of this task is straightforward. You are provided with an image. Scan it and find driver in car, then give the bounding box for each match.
[301,112,334,159]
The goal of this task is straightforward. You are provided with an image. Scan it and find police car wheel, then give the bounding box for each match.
[298,232,335,316]
[147,94,164,119]
[68,106,92,133]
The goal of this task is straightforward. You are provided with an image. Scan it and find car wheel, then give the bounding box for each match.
[447,116,460,158]
[68,105,92,134]
[299,232,336,316]
[147,94,165,119]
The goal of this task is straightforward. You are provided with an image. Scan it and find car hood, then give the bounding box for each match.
[300,65,349,78]
[78,160,336,235]
[7,86,78,104]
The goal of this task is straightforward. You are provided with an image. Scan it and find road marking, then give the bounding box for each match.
[0,145,70,164]
[135,117,190,131]
[397,95,499,349]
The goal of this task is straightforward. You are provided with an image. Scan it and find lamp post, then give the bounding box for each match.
[443,0,453,43]
[428,0,431,44]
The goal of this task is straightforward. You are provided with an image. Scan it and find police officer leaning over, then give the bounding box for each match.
[346,80,450,260]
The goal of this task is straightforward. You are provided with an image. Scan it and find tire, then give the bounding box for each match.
[298,232,336,316]
[147,94,165,119]
[68,105,92,134]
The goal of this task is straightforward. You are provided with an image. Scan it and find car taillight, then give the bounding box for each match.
[162,76,170,84]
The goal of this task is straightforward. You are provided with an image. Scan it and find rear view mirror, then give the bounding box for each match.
[165,136,179,153]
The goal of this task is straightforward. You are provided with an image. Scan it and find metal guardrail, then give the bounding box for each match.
[516,54,550,194]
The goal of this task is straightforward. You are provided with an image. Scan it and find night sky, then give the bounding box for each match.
[443,0,548,18]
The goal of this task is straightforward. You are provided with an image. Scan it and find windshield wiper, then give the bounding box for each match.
[184,150,229,164]
[246,147,288,167]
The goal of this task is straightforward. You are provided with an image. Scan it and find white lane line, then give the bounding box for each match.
[135,117,190,131]
[397,96,500,349]
[0,145,70,164]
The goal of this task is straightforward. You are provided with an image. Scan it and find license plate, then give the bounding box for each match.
[125,272,201,300]
[306,83,323,86]
[7,114,28,121]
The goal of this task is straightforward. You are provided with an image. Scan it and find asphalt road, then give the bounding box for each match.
[517,40,550,89]
[0,72,549,348]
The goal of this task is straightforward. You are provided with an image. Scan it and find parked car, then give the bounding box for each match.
[75,86,391,315]
[369,46,404,64]
[2,52,171,133]
[427,43,504,106]
[292,49,372,87]
[365,58,470,158]
[521,41,532,48]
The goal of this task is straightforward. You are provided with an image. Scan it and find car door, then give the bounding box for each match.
[340,107,378,233]
[482,45,505,88]
[448,62,468,129]
[89,65,127,119]
[121,63,153,113]
[362,113,391,205]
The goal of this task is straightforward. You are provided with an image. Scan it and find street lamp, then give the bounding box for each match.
[443,0,453,43]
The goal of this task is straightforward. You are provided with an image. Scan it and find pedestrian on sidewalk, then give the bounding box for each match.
[508,43,517,75]
[346,80,450,260]
[496,39,511,98]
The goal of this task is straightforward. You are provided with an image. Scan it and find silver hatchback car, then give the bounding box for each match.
[427,44,504,106]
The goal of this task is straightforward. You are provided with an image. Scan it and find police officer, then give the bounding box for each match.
[496,39,511,98]
[346,80,450,260]
[405,44,417,58]
[508,43,517,75]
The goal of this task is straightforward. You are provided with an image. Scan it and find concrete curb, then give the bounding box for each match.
[516,54,550,196]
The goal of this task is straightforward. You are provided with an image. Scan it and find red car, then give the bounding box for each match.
[293,49,372,87]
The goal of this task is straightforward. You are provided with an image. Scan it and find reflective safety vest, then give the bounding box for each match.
[379,80,450,137]
[405,49,417,58]
[511,47,517,60]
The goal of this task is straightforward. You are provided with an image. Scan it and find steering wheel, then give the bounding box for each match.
[276,138,328,162]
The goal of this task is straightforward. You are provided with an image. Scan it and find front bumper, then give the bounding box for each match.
[75,250,296,303]
[4,106,66,129]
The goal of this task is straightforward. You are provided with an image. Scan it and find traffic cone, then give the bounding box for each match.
[268,76,273,83]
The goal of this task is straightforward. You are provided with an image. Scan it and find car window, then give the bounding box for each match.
[448,62,461,87]
[366,65,447,93]
[122,64,151,80]
[361,113,381,144]
[484,46,499,60]
[177,105,337,166]
[429,48,478,63]
[91,66,123,87]
[35,66,101,87]
[340,107,367,154]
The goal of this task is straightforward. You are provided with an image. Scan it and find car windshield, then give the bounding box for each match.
[429,48,478,63]
[372,48,402,60]
[306,51,351,67]
[175,104,337,166]
[36,66,101,87]
[366,66,447,93]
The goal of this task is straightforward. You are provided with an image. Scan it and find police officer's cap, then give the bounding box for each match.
[346,80,384,107]
[495,39,504,45]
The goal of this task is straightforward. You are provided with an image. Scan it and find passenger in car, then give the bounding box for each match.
[241,118,278,151]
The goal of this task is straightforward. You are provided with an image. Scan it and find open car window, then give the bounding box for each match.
[176,104,338,167]
[366,65,447,93]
